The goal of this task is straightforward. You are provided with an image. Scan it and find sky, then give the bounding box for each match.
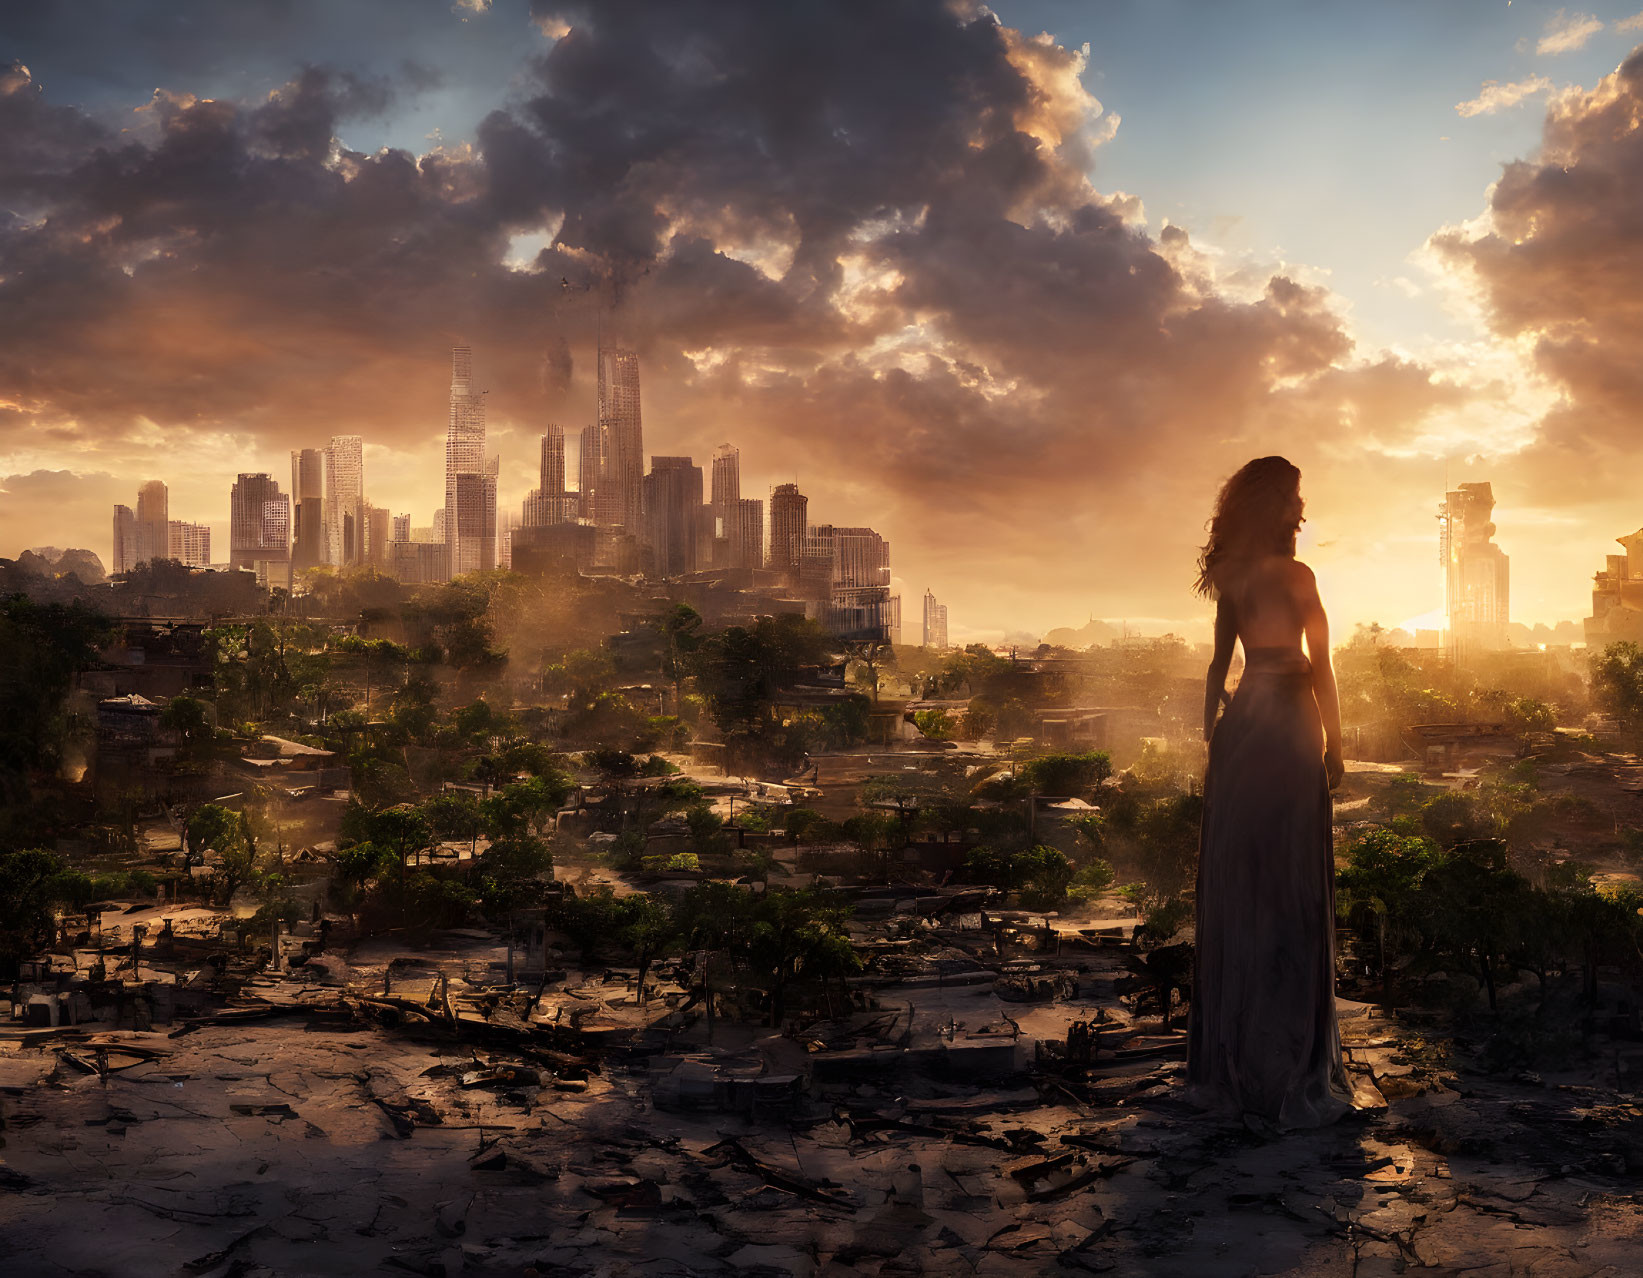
[5,0,1643,644]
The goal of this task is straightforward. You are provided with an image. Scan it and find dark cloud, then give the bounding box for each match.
[0,2,1462,631]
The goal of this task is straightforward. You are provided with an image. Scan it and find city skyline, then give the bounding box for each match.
[12,2,1643,641]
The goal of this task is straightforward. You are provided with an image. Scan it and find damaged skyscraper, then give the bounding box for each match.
[444,346,497,580]
[1439,482,1510,657]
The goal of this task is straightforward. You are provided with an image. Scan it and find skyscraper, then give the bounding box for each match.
[364,504,390,569]
[112,505,138,574]
[291,447,327,572]
[136,480,168,565]
[734,497,764,570]
[168,521,211,567]
[922,589,949,650]
[768,482,808,575]
[444,345,489,579]
[229,473,291,580]
[710,443,740,512]
[802,524,899,642]
[577,423,600,521]
[324,435,364,566]
[594,343,643,532]
[643,456,704,578]
[1439,482,1510,657]
[539,424,566,523]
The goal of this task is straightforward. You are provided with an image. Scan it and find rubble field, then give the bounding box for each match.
[4,921,1643,1278]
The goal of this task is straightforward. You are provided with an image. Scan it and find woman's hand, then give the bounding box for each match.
[1325,747,1345,791]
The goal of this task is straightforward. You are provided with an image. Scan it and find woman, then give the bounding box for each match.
[1187,455,1354,1130]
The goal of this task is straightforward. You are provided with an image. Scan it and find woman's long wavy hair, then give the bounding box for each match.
[1194,456,1303,598]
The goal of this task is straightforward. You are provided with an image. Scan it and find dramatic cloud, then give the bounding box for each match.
[1455,75,1554,117]
[1433,47,1643,500]
[0,1,1467,635]
[1536,10,1604,55]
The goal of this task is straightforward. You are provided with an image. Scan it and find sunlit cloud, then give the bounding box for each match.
[1455,75,1554,117]
[1536,9,1603,55]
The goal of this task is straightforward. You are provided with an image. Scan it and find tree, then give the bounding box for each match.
[964,844,1074,909]
[1336,829,1439,1001]
[0,848,70,975]
[843,639,895,704]
[1021,750,1112,798]
[743,887,854,1026]
[615,893,677,1005]
[186,803,259,904]
[1591,642,1643,724]
[0,595,115,816]
[160,695,216,764]
[423,791,484,855]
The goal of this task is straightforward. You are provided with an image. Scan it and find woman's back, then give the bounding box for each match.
[1215,554,1308,653]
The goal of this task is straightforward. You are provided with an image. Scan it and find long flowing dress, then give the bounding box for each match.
[1187,645,1354,1128]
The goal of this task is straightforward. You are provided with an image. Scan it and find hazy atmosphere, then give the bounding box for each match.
[9,0,1643,640]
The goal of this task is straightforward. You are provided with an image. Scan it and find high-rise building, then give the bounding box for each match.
[229,473,291,582]
[768,482,808,575]
[112,505,139,574]
[392,513,411,544]
[498,508,521,570]
[449,456,499,579]
[922,589,949,650]
[710,443,740,511]
[578,423,601,522]
[538,425,567,524]
[594,344,643,533]
[364,504,390,569]
[136,481,168,564]
[1439,483,1510,657]
[324,435,364,566]
[291,447,327,572]
[643,456,704,578]
[168,521,211,568]
[444,346,489,580]
[802,524,898,642]
[734,497,764,570]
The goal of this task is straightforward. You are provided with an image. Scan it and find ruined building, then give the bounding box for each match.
[1438,482,1510,656]
[1585,527,1643,646]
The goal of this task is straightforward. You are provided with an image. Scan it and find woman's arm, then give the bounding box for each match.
[1296,563,1345,788]
[1204,596,1236,742]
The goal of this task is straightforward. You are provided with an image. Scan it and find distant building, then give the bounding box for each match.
[801,524,899,643]
[578,423,601,523]
[536,425,568,524]
[167,521,211,568]
[512,521,598,576]
[364,504,390,569]
[922,589,949,649]
[497,507,520,570]
[324,435,364,566]
[594,344,643,534]
[445,345,492,580]
[768,482,808,576]
[112,481,169,571]
[229,472,291,584]
[136,481,168,565]
[711,443,740,510]
[391,540,447,585]
[1585,527,1643,645]
[1439,483,1510,656]
[392,513,411,544]
[643,456,704,577]
[112,505,139,574]
[290,447,327,571]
